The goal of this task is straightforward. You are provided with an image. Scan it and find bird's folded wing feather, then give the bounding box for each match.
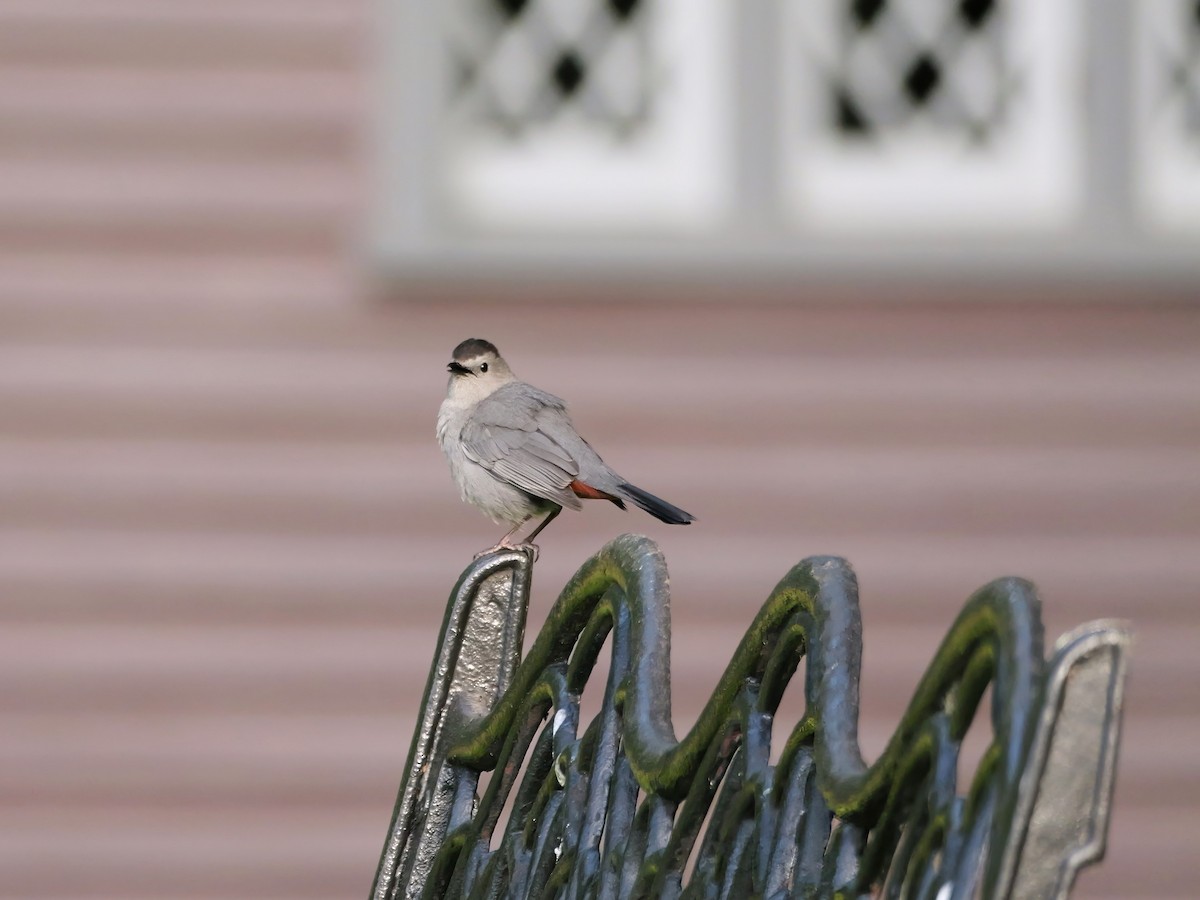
[459,385,583,509]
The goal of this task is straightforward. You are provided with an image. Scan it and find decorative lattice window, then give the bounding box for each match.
[435,0,732,232]
[825,0,1013,144]
[448,0,654,137]
[782,0,1081,231]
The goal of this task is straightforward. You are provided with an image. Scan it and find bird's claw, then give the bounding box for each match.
[474,541,540,563]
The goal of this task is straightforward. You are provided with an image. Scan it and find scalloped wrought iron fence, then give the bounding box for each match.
[371,534,1128,899]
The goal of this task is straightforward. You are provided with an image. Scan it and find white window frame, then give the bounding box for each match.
[371,0,1200,284]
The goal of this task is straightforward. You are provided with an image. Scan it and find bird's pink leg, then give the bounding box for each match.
[475,506,561,561]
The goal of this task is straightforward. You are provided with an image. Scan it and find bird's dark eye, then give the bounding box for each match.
[480,362,488,373]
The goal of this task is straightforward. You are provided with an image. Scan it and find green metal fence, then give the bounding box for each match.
[371,534,1128,899]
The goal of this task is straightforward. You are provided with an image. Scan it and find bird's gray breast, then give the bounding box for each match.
[438,395,557,524]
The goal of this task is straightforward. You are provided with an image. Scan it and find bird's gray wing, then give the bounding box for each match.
[460,384,583,509]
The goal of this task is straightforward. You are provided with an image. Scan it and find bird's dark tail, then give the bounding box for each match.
[618,483,695,525]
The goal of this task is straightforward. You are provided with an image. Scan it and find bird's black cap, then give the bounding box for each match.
[452,338,499,362]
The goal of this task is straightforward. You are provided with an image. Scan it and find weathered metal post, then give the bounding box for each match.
[372,548,534,900]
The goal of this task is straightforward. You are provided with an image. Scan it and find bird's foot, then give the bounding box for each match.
[474,541,540,563]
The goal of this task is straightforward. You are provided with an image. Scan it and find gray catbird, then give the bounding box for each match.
[437,338,694,551]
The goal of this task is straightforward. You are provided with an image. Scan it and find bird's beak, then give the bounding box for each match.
[447,361,471,376]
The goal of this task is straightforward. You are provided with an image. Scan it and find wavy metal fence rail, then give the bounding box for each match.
[371,535,1128,900]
